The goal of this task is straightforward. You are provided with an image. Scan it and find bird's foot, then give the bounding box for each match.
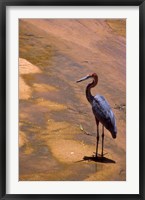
[93,152,104,160]
[92,153,98,158]
[94,153,98,158]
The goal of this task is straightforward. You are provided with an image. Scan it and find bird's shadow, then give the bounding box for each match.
[83,155,116,163]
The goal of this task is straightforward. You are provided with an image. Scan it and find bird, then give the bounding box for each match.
[76,73,117,158]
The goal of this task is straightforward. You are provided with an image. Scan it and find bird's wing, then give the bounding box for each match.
[92,95,116,131]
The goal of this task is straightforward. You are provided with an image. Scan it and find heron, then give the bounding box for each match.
[76,73,117,158]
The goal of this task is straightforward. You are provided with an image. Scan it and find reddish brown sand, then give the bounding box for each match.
[19,19,126,181]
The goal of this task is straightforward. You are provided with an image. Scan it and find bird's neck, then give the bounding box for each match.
[86,76,98,104]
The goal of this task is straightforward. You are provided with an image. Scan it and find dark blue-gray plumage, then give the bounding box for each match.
[77,73,117,158]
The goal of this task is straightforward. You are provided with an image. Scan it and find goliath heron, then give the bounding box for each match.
[77,73,117,158]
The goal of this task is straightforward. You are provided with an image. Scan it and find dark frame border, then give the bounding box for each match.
[0,0,145,199]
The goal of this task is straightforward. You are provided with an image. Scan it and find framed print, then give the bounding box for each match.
[0,0,145,199]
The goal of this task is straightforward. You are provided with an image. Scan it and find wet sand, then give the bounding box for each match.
[19,19,126,181]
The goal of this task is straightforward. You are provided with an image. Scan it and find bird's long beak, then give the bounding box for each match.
[76,75,91,83]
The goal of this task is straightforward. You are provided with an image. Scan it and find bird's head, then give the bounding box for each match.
[76,73,98,83]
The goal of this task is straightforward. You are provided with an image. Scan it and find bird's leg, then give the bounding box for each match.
[95,119,99,158]
[101,125,104,158]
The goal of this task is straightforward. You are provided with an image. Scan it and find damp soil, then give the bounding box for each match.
[19,19,126,181]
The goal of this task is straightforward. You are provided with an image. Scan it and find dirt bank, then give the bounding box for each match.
[19,19,126,181]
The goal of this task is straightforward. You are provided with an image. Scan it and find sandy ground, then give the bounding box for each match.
[19,19,126,181]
